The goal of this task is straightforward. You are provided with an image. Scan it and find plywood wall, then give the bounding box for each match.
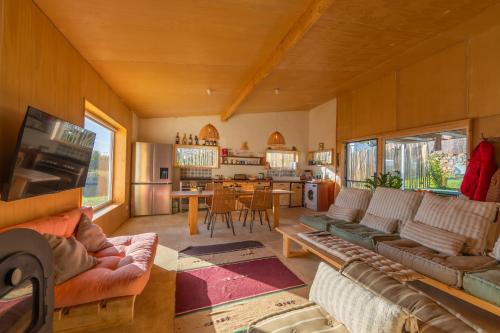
[0,0,134,233]
[337,24,500,165]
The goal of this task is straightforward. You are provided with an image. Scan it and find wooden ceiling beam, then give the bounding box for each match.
[220,0,334,121]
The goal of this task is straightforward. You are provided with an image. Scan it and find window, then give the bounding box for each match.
[345,139,378,188]
[82,116,115,209]
[266,150,298,169]
[384,129,467,194]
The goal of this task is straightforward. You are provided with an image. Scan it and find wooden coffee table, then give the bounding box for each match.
[275,224,344,270]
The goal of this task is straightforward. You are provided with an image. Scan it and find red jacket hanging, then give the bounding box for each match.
[461,141,497,201]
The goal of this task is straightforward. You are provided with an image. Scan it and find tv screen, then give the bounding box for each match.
[2,106,96,201]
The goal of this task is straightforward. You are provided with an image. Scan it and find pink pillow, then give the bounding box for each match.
[75,215,112,252]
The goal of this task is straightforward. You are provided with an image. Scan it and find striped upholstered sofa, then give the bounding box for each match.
[248,261,482,333]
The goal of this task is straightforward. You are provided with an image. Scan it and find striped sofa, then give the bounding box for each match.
[248,262,482,333]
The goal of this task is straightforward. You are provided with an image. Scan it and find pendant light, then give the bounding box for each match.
[267,131,286,146]
[199,123,220,141]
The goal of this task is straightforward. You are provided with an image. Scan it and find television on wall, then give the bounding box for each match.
[1,106,96,202]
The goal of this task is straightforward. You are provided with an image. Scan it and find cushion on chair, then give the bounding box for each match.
[489,236,500,260]
[75,214,112,252]
[365,187,423,222]
[328,222,399,251]
[248,303,348,333]
[334,187,372,221]
[54,232,159,308]
[377,239,497,287]
[414,193,497,255]
[463,266,500,307]
[300,215,336,231]
[310,262,416,333]
[326,205,359,223]
[400,220,466,256]
[359,213,399,233]
[342,261,482,332]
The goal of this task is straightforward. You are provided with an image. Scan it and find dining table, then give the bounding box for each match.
[171,189,294,235]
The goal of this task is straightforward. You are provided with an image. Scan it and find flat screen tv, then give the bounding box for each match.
[2,106,96,201]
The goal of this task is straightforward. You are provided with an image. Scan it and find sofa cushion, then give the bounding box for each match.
[299,215,336,231]
[54,232,158,308]
[328,222,399,251]
[377,239,497,287]
[360,213,399,233]
[44,234,99,285]
[401,220,466,256]
[463,266,500,307]
[342,261,482,332]
[248,303,348,333]
[310,262,415,333]
[414,193,497,255]
[75,214,112,252]
[490,236,500,260]
[326,205,359,223]
[365,187,423,222]
[334,187,372,220]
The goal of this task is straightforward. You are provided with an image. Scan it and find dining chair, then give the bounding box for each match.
[203,182,222,225]
[241,189,273,233]
[207,188,237,238]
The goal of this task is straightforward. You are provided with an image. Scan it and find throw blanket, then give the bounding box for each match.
[461,141,497,201]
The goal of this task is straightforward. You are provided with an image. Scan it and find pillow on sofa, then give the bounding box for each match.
[310,262,415,333]
[359,213,399,233]
[326,205,358,223]
[334,188,372,221]
[415,193,497,255]
[75,214,111,252]
[491,237,500,260]
[365,187,423,222]
[44,234,99,284]
[400,220,466,256]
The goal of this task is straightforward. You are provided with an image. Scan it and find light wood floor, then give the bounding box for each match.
[96,207,499,333]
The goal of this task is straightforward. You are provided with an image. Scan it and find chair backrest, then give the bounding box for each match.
[211,188,236,213]
[205,182,222,206]
[250,189,273,210]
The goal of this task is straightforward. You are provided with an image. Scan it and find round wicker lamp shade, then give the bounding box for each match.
[199,123,220,141]
[267,131,286,146]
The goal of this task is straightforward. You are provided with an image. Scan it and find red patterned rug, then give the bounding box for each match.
[175,241,305,316]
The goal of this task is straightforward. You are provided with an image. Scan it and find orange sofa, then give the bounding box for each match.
[1,207,158,308]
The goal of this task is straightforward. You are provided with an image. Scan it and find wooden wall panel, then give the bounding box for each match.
[469,25,500,119]
[398,42,468,129]
[336,93,352,141]
[351,73,396,138]
[0,0,133,233]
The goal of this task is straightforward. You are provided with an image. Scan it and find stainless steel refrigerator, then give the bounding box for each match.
[131,142,173,216]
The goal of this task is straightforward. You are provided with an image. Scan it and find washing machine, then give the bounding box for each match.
[304,182,330,211]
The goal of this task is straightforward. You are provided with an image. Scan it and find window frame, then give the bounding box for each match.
[265,150,299,170]
[344,138,379,188]
[83,112,116,211]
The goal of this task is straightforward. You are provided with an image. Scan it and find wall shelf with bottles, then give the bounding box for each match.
[174,144,219,168]
[307,149,334,166]
[220,155,265,166]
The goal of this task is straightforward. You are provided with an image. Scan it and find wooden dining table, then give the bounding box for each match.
[171,189,294,235]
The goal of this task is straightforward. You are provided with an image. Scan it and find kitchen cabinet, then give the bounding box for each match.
[174,144,219,168]
[290,182,303,207]
[272,182,291,206]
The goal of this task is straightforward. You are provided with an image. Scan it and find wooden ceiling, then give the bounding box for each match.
[34,0,500,119]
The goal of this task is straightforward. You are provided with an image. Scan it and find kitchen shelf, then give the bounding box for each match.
[174,144,219,168]
[220,155,265,166]
[308,149,334,166]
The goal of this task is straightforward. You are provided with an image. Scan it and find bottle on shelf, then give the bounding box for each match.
[175,132,180,144]
[182,133,187,145]
[194,135,199,145]
[188,134,193,145]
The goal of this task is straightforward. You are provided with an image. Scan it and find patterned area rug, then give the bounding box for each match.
[175,241,309,332]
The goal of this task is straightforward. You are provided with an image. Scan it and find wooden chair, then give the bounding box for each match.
[242,189,273,233]
[207,188,237,238]
[238,184,268,221]
[203,182,222,225]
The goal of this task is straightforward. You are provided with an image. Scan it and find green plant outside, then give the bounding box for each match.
[364,171,403,190]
